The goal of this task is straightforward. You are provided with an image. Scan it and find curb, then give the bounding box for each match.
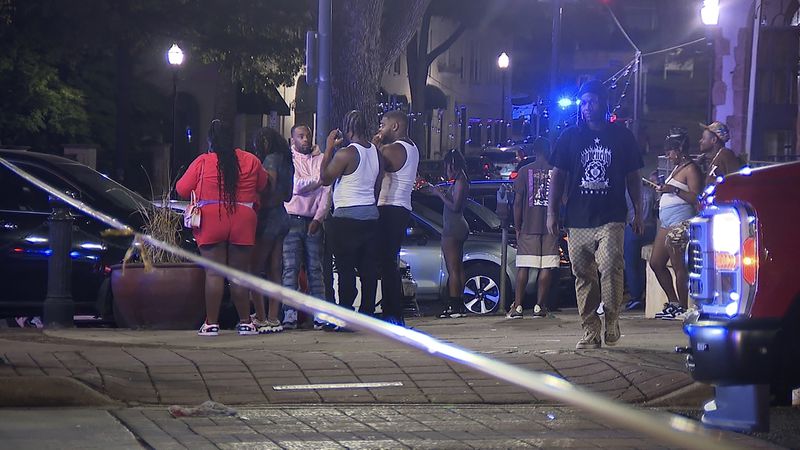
[643,382,714,408]
[0,376,119,407]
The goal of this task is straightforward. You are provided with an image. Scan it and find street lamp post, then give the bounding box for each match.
[701,0,720,124]
[496,51,510,312]
[497,52,510,145]
[167,44,184,181]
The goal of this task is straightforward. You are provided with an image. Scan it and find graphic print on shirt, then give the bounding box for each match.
[527,168,550,207]
[579,138,612,194]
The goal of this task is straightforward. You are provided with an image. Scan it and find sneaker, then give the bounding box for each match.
[575,332,601,349]
[313,320,326,330]
[237,321,258,336]
[250,314,268,328]
[596,303,604,316]
[605,321,621,346]
[658,304,686,320]
[282,309,298,330]
[663,306,690,321]
[531,304,551,318]
[654,303,679,319]
[198,322,220,337]
[258,319,284,334]
[506,304,523,319]
[625,300,643,311]
[438,307,465,319]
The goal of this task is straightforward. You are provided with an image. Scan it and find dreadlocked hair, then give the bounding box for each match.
[443,149,467,176]
[342,110,368,141]
[208,119,239,213]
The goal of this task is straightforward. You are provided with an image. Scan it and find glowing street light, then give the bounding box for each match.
[497,52,510,70]
[497,52,510,145]
[167,44,184,180]
[701,0,719,26]
[167,43,184,66]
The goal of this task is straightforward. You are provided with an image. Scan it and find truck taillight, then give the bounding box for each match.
[742,237,757,285]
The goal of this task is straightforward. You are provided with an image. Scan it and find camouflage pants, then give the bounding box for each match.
[566,223,625,339]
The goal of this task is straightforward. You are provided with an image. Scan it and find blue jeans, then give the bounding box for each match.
[282,216,325,315]
[623,223,656,302]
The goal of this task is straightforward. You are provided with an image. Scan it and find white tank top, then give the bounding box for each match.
[378,140,419,211]
[660,173,691,209]
[333,142,380,210]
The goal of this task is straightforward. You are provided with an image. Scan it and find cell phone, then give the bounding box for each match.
[641,177,659,189]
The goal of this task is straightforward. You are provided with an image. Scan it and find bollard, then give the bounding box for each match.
[43,197,75,328]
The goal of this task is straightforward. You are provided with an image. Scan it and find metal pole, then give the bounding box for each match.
[316,0,332,149]
[43,200,74,328]
[459,105,467,153]
[745,0,762,161]
[706,29,715,124]
[549,0,562,140]
[497,184,510,310]
[171,71,178,181]
[501,70,506,144]
[633,51,641,140]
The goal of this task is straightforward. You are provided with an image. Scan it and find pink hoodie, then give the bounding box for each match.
[284,146,331,222]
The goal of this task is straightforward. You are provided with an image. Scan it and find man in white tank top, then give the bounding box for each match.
[319,110,384,325]
[373,110,420,326]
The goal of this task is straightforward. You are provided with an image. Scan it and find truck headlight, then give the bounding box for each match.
[712,211,741,254]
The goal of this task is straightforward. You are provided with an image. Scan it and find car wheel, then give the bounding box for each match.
[462,262,509,315]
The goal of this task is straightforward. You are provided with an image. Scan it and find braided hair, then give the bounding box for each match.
[342,110,368,141]
[665,127,690,155]
[208,119,239,212]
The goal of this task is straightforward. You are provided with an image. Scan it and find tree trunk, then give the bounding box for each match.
[407,18,430,158]
[330,0,430,135]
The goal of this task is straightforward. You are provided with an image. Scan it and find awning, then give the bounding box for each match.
[236,84,290,116]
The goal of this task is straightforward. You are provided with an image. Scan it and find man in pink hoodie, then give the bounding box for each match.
[281,124,331,329]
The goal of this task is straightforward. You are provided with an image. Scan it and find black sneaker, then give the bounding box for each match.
[655,303,680,319]
[531,305,551,318]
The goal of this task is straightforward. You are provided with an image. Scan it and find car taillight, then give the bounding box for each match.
[509,171,518,179]
[742,237,757,285]
[714,252,737,271]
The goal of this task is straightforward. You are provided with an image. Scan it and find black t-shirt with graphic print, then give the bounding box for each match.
[552,123,643,228]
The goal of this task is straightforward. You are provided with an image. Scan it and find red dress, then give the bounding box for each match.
[176,149,268,246]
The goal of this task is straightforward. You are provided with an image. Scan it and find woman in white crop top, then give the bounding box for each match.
[650,130,703,318]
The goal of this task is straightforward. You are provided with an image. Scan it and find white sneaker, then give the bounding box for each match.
[198,322,220,336]
[506,304,523,319]
[282,309,298,329]
[237,322,258,336]
[258,319,284,334]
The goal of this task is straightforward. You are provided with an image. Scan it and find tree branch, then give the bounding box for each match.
[380,0,431,70]
[426,23,466,67]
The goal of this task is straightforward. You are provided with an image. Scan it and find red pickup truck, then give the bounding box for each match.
[681,161,800,431]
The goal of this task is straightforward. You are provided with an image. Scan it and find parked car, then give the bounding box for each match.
[480,147,522,180]
[416,160,446,185]
[405,191,575,314]
[680,162,800,430]
[435,179,574,286]
[0,149,169,320]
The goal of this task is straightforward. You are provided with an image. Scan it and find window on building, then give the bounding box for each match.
[469,43,480,84]
[468,118,481,146]
[391,56,401,76]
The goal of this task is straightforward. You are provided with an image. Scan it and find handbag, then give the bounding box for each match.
[184,190,201,228]
[183,162,204,228]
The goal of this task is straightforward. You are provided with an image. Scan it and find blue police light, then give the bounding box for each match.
[557,98,574,109]
[739,166,752,176]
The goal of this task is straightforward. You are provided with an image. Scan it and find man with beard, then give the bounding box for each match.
[547,79,644,349]
[697,121,740,185]
[281,124,331,330]
[373,110,420,326]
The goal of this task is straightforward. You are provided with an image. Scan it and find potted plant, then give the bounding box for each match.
[108,192,205,329]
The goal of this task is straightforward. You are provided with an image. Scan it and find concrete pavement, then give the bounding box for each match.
[0,405,782,449]
[0,312,704,408]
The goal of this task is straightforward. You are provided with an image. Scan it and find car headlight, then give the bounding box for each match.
[711,211,740,254]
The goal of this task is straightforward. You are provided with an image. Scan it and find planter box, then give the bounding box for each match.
[110,263,205,329]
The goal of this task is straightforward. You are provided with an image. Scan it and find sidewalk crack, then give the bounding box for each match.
[220,350,268,402]
[597,359,647,401]
[168,349,212,401]
[121,349,162,404]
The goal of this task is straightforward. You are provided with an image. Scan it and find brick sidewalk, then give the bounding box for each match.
[0,313,700,408]
[113,405,777,449]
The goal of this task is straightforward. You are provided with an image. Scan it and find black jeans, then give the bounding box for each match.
[377,206,410,320]
[327,216,379,314]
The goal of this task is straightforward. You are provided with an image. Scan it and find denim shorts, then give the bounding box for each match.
[659,203,695,228]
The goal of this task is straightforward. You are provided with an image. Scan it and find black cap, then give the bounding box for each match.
[578,79,607,102]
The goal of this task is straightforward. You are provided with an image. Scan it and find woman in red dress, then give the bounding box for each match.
[177,119,268,336]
